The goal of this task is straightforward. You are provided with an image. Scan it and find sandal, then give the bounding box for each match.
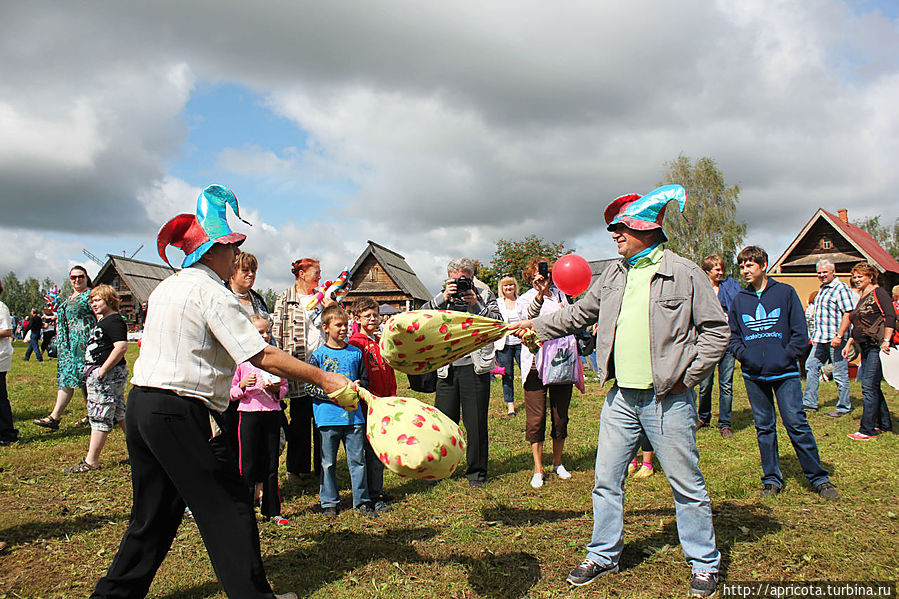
[77,417,89,426]
[64,460,100,474]
[33,416,60,430]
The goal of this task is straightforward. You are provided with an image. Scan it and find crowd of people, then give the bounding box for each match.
[0,182,895,599]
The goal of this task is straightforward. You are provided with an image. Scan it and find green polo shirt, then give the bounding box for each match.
[613,245,664,389]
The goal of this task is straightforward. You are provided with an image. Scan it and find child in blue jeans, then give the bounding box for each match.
[305,305,375,516]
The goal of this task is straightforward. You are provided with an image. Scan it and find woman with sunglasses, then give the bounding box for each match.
[34,265,97,430]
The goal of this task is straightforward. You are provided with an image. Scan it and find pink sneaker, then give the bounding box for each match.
[847,432,876,441]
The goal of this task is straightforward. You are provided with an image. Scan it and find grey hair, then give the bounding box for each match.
[816,258,835,271]
[447,258,476,277]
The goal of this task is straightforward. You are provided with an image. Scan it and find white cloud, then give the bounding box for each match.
[1,0,898,288]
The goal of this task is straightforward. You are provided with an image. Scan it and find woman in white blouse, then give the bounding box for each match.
[494,275,522,417]
[517,258,574,489]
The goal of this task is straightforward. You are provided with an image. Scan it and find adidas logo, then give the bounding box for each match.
[742,304,780,332]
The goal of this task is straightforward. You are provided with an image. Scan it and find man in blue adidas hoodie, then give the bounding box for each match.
[728,246,838,500]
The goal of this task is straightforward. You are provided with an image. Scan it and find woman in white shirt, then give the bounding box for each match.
[517,258,575,489]
[0,280,17,444]
[494,275,522,417]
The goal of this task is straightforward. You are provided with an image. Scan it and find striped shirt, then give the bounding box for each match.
[811,277,855,343]
[131,263,269,412]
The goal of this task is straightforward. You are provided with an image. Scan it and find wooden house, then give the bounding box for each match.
[93,255,175,329]
[344,241,432,312]
[770,209,899,306]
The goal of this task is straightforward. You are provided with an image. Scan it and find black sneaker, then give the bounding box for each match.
[566,558,618,586]
[760,483,782,498]
[373,500,392,514]
[689,571,719,597]
[356,502,379,517]
[468,479,485,489]
[321,506,339,517]
[815,481,839,500]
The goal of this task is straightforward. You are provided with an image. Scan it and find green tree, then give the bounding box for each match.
[660,154,746,276]
[488,235,572,292]
[1,272,48,317]
[259,288,279,312]
[853,215,899,261]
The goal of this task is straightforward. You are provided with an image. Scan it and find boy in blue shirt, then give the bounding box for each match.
[728,246,838,500]
[305,305,376,516]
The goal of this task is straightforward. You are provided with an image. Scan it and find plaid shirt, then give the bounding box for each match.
[131,264,268,412]
[811,277,855,343]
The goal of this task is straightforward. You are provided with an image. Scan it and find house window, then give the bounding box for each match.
[822,239,833,250]
[369,270,377,281]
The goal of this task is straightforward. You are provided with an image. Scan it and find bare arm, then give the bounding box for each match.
[0,328,11,339]
[249,344,350,394]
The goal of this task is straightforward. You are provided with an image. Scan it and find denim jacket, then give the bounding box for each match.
[532,250,728,396]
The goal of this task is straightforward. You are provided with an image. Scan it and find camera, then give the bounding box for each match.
[450,276,473,310]
[538,261,549,278]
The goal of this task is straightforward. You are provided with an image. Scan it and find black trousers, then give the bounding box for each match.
[0,372,18,442]
[286,396,321,475]
[435,365,490,482]
[40,330,56,352]
[91,387,274,599]
[238,410,282,518]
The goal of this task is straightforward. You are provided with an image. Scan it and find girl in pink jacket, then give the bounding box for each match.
[230,315,289,524]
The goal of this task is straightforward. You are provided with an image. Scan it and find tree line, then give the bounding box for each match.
[0,273,61,318]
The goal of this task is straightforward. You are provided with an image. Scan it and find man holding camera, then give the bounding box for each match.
[423,258,501,488]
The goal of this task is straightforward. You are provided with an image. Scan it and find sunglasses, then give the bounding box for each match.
[70,274,86,280]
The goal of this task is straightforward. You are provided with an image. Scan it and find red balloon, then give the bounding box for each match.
[552,254,593,296]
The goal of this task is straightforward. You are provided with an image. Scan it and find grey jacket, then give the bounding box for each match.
[532,249,728,396]
[423,285,501,375]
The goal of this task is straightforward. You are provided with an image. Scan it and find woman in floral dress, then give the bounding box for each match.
[34,265,97,430]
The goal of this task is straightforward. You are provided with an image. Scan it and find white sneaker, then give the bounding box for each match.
[530,472,544,489]
[555,465,572,480]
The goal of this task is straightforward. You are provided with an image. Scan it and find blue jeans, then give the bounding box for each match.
[803,341,851,413]
[495,344,521,404]
[744,377,829,488]
[587,386,720,574]
[581,353,599,374]
[318,424,370,509]
[697,352,735,428]
[24,332,43,361]
[858,343,893,435]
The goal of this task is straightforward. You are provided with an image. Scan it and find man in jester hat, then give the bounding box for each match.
[512,185,728,598]
[92,185,349,599]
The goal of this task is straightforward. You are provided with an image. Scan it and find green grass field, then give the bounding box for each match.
[1,341,897,598]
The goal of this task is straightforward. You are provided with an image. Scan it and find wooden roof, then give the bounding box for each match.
[771,209,899,274]
[349,241,432,301]
[94,255,176,303]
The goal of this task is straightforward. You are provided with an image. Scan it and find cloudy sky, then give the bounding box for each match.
[2,0,897,294]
